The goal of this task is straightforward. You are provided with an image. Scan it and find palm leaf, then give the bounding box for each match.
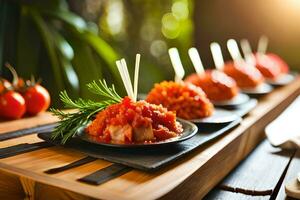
[29,8,65,92]
[0,1,7,74]
[42,9,87,33]
[50,27,79,96]
[41,9,121,87]
[16,6,41,78]
[66,32,103,99]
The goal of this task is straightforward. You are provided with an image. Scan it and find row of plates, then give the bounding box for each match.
[74,73,296,148]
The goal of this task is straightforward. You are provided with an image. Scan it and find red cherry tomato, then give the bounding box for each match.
[23,85,50,115]
[0,79,11,93]
[0,91,26,119]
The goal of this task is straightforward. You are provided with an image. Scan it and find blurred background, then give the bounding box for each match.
[1,0,300,107]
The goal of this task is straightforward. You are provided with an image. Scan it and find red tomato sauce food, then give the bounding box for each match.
[146,81,214,120]
[254,53,289,80]
[86,97,183,144]
[185,70,238,101]
[266,53,289,74]
[254,54,282,80]
[223,61,264,88]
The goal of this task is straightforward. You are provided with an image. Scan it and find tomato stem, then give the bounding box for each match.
[5,63,19,87]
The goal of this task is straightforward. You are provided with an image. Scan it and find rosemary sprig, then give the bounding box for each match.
[51,79,122,143]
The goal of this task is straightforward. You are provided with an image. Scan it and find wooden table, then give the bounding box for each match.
[205,140,300,199]
[1,78,300,200]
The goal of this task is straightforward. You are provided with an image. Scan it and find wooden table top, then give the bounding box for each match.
[1,78,300,200]
[205,140,299,199]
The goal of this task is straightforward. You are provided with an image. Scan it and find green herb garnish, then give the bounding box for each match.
[50,80,122,143]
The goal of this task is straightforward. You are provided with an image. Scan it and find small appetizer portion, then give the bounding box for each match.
[51,80,184,144]
[254,54,282,80]
[240,37,289,80]
[254,53,289,80]
[223,61,264,89]
[266,53,289,74]
[51,55,186,145]
[146,81,214,120]
[185,70,238,101]
[86,97,183,144]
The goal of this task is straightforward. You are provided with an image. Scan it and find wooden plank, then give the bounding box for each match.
[219,140,295,194]
[0,112,58,134]
[0,170,25,200]
[0,78,299,200]
[204,189,270,200]
[276,150,300,200]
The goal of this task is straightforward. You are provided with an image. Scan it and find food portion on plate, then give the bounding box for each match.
[184,70,238,102]
[86,96,183,144]
[50,55,194,146]
[185,47,239,102]
[254,53,282,80]
[240,37,294,85]
[146,81,214,120]
[253,53,294,86]
[266,53,289,74]
[223,61,264,89]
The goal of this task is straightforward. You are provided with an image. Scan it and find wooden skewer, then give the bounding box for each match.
[116,60,132,98]
[240,39,255,65]
[188,47,205,75]
[116,55,141,102]
[227,39,243,63]
[168,48,185,83]
[121,59,135,100]
[133,54,141,101]
[257,35,268,55]
[210,42,225,70]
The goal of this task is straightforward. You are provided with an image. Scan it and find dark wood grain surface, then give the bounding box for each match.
[204,188,270,200]
[204,140,297,199]
[276,150,300,200]
[219,140,295,194]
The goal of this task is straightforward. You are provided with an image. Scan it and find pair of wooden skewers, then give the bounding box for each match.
[168,36,269,83]
[241,36,269,65]
[115,54,141,102]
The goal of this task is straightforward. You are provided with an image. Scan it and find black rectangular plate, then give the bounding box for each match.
[0,123,57,141]
[225,99,257,117]
[38,119,240,171]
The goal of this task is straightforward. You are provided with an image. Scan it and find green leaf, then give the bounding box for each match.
[58,54,80,95]
[66,32,103,99]
[0,1,7,74]
[40,9,121,87]
[16,6,41,78]
[53,30,74,60]
[29,8,65,92]
[81,31,120,84]
[50,28,79,95]
[33,0,69,12]
[42,9,87,33]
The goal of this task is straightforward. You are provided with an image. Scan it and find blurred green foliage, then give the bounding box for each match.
[0,0,194,107]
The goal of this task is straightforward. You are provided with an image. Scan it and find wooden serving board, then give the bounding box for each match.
[0,112,58,134]
[1,77,300,200]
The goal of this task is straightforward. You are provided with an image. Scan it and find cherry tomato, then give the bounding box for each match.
[0,91,26,119]
[23,85,50,115]
[0,79,11,94]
